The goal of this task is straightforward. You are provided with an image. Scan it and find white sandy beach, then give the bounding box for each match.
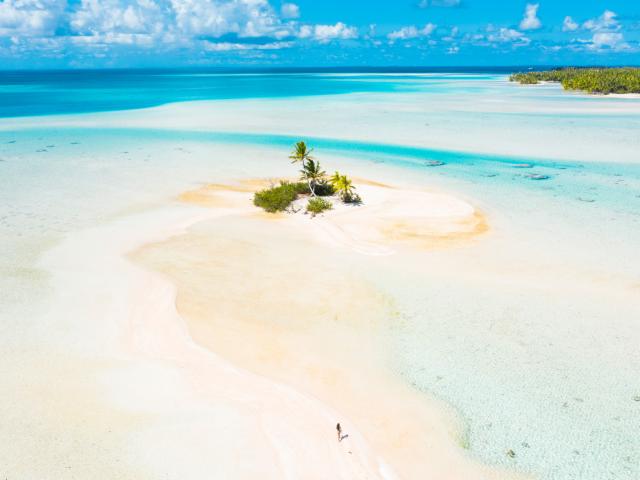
[131,179,502,479]
[3,174,525,479]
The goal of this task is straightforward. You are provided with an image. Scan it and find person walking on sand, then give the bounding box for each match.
[336,423,342,442]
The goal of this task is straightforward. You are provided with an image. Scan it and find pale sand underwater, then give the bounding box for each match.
[3,174,515,479]
[3,78,640,164]
[131,179,518,479]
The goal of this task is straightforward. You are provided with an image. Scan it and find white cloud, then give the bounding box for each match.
[69,0,303,42]
[0,0,66,36]
[66,0,303,47]
[298,22,358,43]
[387,23,436,41]
[204,40,293,51]
[590,32,626,49]
[418,0,460,7]
[583,10,619,32]
[442,26,458,42]
[170,0,280,38]
[280,3,299,19]
[70,32,156,47]
[562,16,578,32]
[577,10,629,51]
[71,0,166,36]
[0,0,317,57]
[487,27,530,46]
[519,3,541,31]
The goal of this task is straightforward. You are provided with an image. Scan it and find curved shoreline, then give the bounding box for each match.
[127,178,527,479]
[32,200,397,479]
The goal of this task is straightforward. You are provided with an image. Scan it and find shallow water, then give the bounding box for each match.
[0,69,504,117]
[1,72,639,480]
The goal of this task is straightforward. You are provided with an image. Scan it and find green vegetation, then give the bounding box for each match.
[253,181,310,213]
[330,171,361,204]
[306,197,333,216]
[510,68,640,94]
[300,158,326,196]
[313,181,336,196]
[254,141,362,216]
[289,140,314,165]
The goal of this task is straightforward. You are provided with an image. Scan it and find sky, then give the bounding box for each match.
[0,0,639,69]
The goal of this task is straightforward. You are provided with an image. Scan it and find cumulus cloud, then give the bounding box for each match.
[576,10,629,51]
[387,23,436,41]
[170,0,281,38]
[1,0,636,63]
[1,0,365,53]
[280,3,299,19]
[487,27,530,46]
[58,0,295,44]
[562,16,578,32]
[583,10,619,32]
[70,0,166,36]
[0,0,66,36]
[70,1,354,46]
[298,22,358,43]
[590,32,625,49]
[519,3,541,31]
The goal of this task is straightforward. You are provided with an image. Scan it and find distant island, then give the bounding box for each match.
[510,67,640,95]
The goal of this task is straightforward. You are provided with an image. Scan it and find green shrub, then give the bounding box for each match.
[313,181,335,197]
[253,181,310,213]
[343,192,362,204]
[306,197,333,216]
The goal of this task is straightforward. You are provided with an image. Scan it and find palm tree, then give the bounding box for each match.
[330,171,356,202]
[289,141,314,165]
[300,159,326,196]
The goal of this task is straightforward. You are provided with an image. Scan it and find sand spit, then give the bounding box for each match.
[3,203,395,479]
[177,178,488,255]
[2,172,521,479]
[130,178,527,479]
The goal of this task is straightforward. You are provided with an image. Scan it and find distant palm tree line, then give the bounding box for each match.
[509,67,640,94]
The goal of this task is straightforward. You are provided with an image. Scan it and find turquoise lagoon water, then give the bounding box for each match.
[1,71,639,480]
[0,68,503,118]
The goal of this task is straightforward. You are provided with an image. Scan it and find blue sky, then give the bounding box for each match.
[0,0,638,68]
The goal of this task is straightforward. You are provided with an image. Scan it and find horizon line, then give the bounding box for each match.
[1,64,639,74]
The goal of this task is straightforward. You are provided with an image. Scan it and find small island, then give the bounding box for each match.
[253,141,361,216]
[510,67,640,94]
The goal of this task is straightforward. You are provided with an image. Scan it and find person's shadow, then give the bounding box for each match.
[339,434,349,442]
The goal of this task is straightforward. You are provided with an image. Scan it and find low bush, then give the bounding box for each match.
[253,181,310,213]
[306,197,333,216]
[313,181,336,197]
[343,192,362,204]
